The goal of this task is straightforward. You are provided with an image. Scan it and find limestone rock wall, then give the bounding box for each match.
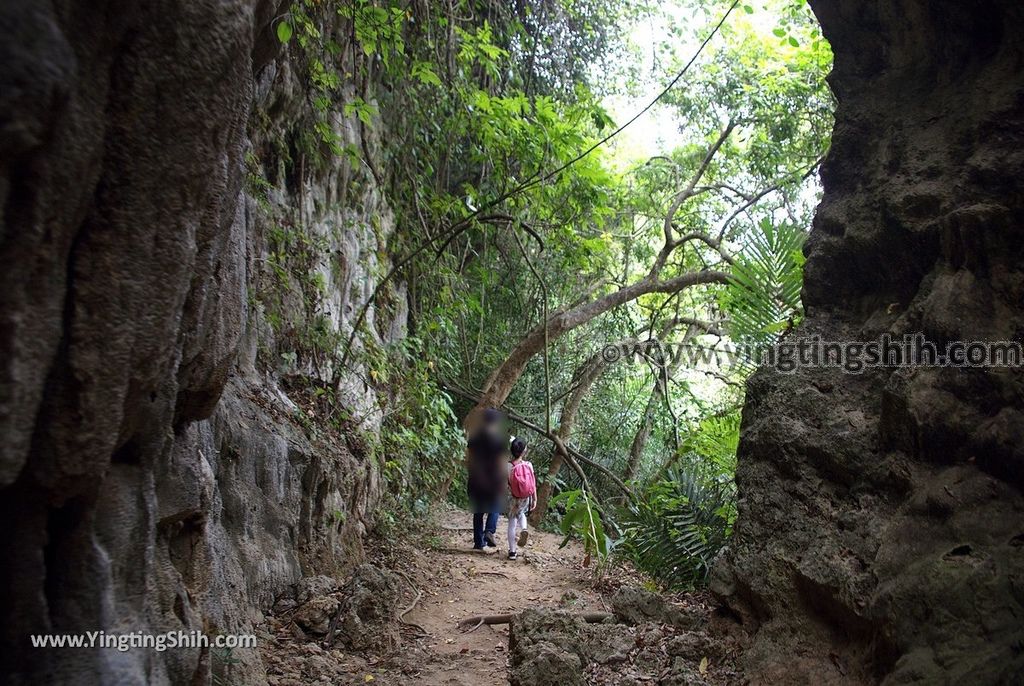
[0,1,402,683]
[713,2,1024,684]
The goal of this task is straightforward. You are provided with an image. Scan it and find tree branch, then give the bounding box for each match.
[673,231,736,266]
[715,157,824,241]
[663,121,735,246]
[511,225,552,434]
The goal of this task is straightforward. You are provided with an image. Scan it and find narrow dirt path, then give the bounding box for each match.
[260,506,624,685]
[395,506,610,685]
[260,506,742,685]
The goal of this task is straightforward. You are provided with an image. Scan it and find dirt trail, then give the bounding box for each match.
[260,505,632,685]
[260,506,739,685]
[397,506,609,685]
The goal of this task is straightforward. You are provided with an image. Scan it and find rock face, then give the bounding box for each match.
[275,564,400,652]
[328,564,401,654]
[0,1,403,684]
[508,593,741,686]
[713,2,1024,684]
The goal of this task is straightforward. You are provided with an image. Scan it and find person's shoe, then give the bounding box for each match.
[484,532,497,547]
[508,551,517,560]
[473,544,485,550]
[518,530,529,548]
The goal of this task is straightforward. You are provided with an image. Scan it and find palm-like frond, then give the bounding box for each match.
[618,468,735,590]
[682,412,740,476]
[722,218,806,367]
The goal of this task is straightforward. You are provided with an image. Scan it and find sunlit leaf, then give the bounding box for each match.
[276,21,293,43]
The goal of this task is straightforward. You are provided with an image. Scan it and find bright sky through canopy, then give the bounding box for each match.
[602,1,796,165]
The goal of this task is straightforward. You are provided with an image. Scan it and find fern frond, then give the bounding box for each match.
[618,467,735,590]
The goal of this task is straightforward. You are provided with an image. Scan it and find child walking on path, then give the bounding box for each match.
[506,438,537,560]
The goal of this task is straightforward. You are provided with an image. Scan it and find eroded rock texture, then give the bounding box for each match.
[713,2,1024,684]
[508,590,744,686]
[0,1,402,684]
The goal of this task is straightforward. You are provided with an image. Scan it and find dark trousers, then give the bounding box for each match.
[472,510,499,548]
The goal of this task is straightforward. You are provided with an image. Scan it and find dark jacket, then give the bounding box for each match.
[467,424,507,504]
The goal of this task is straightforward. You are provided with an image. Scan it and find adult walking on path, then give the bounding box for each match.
[466,408,508,549]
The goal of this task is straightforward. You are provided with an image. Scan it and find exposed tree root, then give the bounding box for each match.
[469,570,509,578]
[458,611,613,632]
[394,569,428,636]
[434,547,500,557]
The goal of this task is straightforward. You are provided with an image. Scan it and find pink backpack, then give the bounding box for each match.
[509,461,536,499]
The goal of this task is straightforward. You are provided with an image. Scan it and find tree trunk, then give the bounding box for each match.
[625,390,659,481]
[530,347,611,525]
[471,269,730,416]
[624,321,707,481]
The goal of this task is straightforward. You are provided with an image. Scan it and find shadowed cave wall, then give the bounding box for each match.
[713,1,1024,684]
[0,1,404,683]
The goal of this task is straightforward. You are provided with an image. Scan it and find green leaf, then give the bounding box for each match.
[743,5,754,14]
[412,62,443,87]
[788,36,800,47]
[276,20,293,44]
